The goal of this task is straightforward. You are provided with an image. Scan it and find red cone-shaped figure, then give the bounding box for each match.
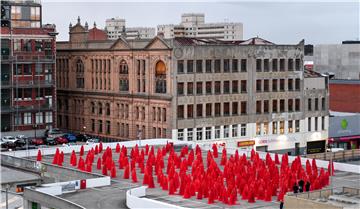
[36,150,42,161]
[131,168,138,183]
[148,171,155,188]
[124,165,130,179]
[95,145,99,154]
[102,165,108,175]
[99,142,103,153]
[80,145,84,156]
[111,166,117,178]
[97,158,102,170]
[116,143,120,153]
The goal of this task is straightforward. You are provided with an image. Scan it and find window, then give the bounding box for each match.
[280,79,285,91]
[241,80,247,93]
[224,125,229,138]
[288,99,293,112]
[45,112,53,123]
[196,128,203,140]
[241,59,247,72]
[187,104,194,118]
[264,80,269,92]
[98,120,103,133]
[280,99,285,112]
[315,117,318,131]
[321,116,325,130]
[223,81,230,94]
[224,59,230,72]
[232,80,238,93]
[215,81,221,94]
[272,79,278,92]
[178,129,184,140]
[295,59,301,71]
[264,100,269,113]
[256,80,262,92]
[196,82,203,95]
[196,104,203,117]
[231,124,238,137]
[295,120,300,132]
[163,108,167,122]
[187,60,193,73]
[295,99,300,111]
[119,60,129,91]
[196,60,203,73]
[308,98,312,111]
[98,103,102,115]
[288,120,294,133]
[288,59,294,71]
[322,98,326,110]
[205,127,211,140]
[279,121,285,134]
[280,59,285,71]
[240,124,246,136]
[155,61,167,93]
[214,59,221,73]
[106,120,111,134]
[206,103,212,117]
[272,59,278,72]
[224,103,230,116]
[256,101,261,114]
[187,82,194,95]
[91,102,95,114]
[91,119,95,132]
[215,103,221,116]
[177,105,184,118]
[295,78,300,91]
[232,59,238,72]
[288,79,293,91]
[187,128,193,141]
[177,82,184,95]
[308,117,312,131]
[205,60,212,72]
[273,100,278,112]
[256,123,261,135]
[35,112,43,124]
[263,122,269,135]
[256,59,262,72]
[106,103,110,115]
[264,59,269,72]
[215,126,220,139]
[232,102,238,115]
[206,81,212,94]
[177,60,184,74]
[315,98,319,111]
[241,101,247,114]
[273,121,278,134]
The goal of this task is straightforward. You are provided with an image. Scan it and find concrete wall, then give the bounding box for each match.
[284,195,342,209]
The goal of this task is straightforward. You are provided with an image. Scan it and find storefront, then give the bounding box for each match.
[329,113,360,150]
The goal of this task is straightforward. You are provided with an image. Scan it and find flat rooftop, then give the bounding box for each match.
[1,166,40,185]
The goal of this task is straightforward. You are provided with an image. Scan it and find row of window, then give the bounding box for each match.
[308,98,326,111]
[177,101,247,119]
[308,117,326,132]
[14,112,53,125]
[256,120,300,136]
[256,99,301,114]
[178,124,247,141]
[177,80,247,95]
[256,58,301,72]
[256,78,301,92]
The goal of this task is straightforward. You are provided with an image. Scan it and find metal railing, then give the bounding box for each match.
[1,103,53,113]
[304,149,360,162]
[1,55,55,63]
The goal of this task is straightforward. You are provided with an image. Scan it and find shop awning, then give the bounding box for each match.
[339,135,360,142]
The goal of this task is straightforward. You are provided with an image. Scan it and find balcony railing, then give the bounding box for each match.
[12,79,54,87]
[1,103,53,113]
[1,55,55,63]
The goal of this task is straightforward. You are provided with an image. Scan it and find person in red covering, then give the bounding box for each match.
[80,145,84,156]
[212,144,218,158]
[124,165,130,179]
[36,150,42,161]
[111,166,117,178]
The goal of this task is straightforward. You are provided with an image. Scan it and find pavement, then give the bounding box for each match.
[33,147,360,209]
[0,192,23,209]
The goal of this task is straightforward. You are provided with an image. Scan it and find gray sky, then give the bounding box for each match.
[42,1,360,44]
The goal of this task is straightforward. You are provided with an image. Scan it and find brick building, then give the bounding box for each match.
[1,0,57,136]
[57,18,329,154]
[329,80,360,113]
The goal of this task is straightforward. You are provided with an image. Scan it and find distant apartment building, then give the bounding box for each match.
[57,19,328,154]
[105,17,155,40]
[1,0,57,136]
[304,41,360,80]
[157,13,243,41]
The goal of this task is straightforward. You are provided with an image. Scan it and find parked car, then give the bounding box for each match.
[0,138,16,150]
[14,135,27,147]
[44,137,57,145]
[46,128,63,138]
[63,133,77,143]
[2,136,16,143]
[55,136,68,144]
[31,137,44,146]
[76,134,91,142]
[86,138,100,145]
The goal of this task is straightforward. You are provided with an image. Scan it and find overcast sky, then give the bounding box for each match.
[42,1,359,44]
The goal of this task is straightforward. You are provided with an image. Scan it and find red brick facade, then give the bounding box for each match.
[329,82,360,113]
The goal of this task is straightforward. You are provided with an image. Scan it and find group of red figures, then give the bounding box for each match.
[36,142,334,205]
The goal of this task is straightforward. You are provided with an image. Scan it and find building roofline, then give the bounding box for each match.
[329,79,360,85]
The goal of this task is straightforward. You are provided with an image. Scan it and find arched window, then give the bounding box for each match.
[155,60,166,93]
[91,102,95,114]
[76,59,84,88]
[119,60,129,91]
[98,102,102,115]
[106,103,110,115]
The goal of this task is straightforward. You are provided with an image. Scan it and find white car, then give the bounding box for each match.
[2,136,16,143]
[86,138,100,145]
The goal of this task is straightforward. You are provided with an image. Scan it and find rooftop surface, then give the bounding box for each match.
[32,147,360,209]
[0,166,41,185]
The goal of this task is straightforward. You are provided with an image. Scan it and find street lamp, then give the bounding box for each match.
[5,184,11,209]
[83,126,87,135]
[327,142,333,186]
